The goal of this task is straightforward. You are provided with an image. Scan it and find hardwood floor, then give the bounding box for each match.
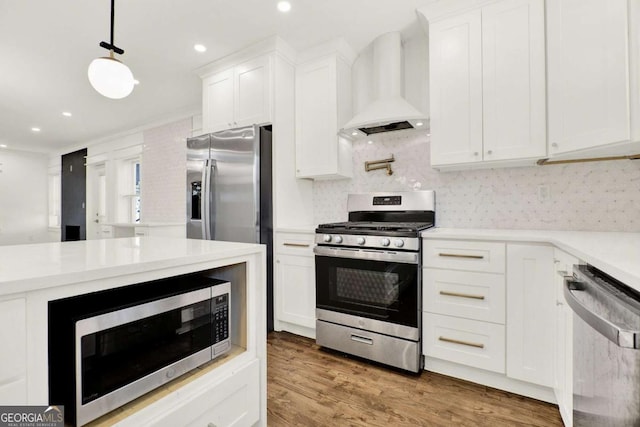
[267,332,563,426]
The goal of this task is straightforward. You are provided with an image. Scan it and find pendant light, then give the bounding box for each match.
[88,0,134,99]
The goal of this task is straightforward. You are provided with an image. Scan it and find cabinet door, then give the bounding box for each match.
[295,58,338,177]
[185,362,259,427]
[553,249,578,426]
[547,0,630,154]
[234,56,271,128]
[482,0,546,161]
[275,254,315,329]
[203,68,235,133]
[506,244,555,387]
[0,298,27,403]
[430,10,483,166]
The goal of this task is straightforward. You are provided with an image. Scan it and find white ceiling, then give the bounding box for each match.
[0,0,433,153]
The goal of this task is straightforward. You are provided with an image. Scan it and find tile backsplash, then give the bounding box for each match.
[313,130,640,231]
[141,119,190,223]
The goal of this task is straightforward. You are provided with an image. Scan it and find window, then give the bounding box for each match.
[132,161,141,223]
[116,157,141,223]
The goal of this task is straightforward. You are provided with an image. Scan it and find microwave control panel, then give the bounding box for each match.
[211,281,231,357]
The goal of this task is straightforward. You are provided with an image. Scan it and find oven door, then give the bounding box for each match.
[314,246,420,336]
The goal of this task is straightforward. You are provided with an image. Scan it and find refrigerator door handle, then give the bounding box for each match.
[207,159,217,240]
[201,159,210,240]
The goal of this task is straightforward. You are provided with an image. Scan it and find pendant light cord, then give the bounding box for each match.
[110,0,115,47]
[98,0,124,55]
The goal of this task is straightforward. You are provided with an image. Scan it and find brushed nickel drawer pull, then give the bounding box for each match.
[283,243,310,248]
[439,290,485,300]
[438,336,485,349]
[438,253,484,259]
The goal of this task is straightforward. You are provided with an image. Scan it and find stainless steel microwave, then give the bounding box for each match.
[48,276,231,426]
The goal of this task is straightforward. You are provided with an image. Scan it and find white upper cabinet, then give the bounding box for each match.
[203,68,235,133]
[421,0,546,168]
[295,40,354,179]
[235,56,271,128]
[201,55,271,133]
[429,10,484,166]
[482,0,546,161]
[547,0,640,157]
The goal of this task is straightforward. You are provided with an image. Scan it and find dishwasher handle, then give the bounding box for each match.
[564,277,640,349]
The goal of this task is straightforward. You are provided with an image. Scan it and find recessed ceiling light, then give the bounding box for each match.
[367,140,373,145]
[194,44,207,53]
[133,79,140,85]
[351,131,358,136]
[31,127,41,132]
[62,112,72,117]
[416,122,424,127]
[0,144,7,148]
[277,1,291,12]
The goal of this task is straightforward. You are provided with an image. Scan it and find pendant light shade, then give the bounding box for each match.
[88,0,134,99]
[88,53,134,99]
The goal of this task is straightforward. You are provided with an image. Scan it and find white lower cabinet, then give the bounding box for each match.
[423,237,561,406]
[423,268,505,324]
[184,360,260,427]
[506,244,555,388]
[147,359,260,427]
[423,240,507,374]
[274,231,316,338]
[0,298,26,404]
[554,249,579,427]
[423,313,505,373]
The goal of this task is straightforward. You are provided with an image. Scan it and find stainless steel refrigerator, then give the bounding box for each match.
[187,125,274,330]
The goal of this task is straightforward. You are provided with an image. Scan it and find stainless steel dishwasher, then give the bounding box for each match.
[564,264,640,426]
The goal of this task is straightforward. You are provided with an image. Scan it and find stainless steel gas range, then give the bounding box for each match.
[314,191,435,373]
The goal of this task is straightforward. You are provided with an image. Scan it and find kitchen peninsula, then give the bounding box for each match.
[0,237,266,426]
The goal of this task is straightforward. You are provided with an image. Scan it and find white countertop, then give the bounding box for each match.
[102,222,185,227]
[422,228,640,292]
[0,237,264,296]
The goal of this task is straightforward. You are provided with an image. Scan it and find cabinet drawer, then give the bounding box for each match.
[423,239,505,273]
[423,268,505,324]
[275,232,315,256]
[423,313,505,374]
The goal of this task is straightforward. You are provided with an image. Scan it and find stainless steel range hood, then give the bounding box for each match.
[340,32,427,139]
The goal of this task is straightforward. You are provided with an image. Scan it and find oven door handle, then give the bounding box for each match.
[313,246,419,264]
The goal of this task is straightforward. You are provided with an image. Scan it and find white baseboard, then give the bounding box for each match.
[424,356,558,404]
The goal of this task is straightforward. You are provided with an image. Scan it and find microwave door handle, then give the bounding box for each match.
[564,277,640,349]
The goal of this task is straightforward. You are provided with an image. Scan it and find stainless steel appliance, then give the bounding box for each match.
[314,191,435,373]
[565,264,640,426]
[187,125,274,329]
[48,275,230,426]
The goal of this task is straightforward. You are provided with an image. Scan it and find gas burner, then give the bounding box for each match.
[315,191,435,251]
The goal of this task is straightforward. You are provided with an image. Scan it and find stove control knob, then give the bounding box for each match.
[380,238,391,247]
[393,239,405,248]
[357,236,366,245]
[334,235,343,244]
[323,234,332,243]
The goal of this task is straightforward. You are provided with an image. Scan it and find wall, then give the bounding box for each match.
[141,118,191,223]
[0,150,51,244]
[313,130,640,232]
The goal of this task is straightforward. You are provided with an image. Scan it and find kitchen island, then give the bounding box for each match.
[0,237,266,426]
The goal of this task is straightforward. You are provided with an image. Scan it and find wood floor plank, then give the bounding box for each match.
[267,332,563,427]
